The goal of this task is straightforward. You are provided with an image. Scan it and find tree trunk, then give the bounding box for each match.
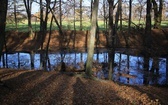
[166,57,168,84]
[145,0,152,40]
[80,0,83,31]
[150,57,159,74]
[144,0,152,71]
[30,51,34,69]
[59,0,62,28]
[86,0,99,77]
[103,0,106,29]
[47,2,66,71]
[152,0,163,29]
[119,0,122,30]
[40,0,44,31]
[0,0,8,85]
[90,0,93,22]
[107,0,115,80]
[23,0,34,38]
[39,0,45,69]
[45,16,54,71]
[44,0,50,31]
[128,0,132,32]
[39,0,51,69]
[14,0,18,31]
[74,0,76,31]
[0,0,8,60]
[73,0,76,49]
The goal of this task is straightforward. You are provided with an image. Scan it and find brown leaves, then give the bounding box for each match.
[0,69,166,105]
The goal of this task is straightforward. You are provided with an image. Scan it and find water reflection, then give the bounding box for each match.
[0,52,167,85]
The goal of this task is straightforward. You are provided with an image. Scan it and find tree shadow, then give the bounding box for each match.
[73,77,92,105]
[46,73,73,105]
[0,70,75,105]
[5,31,30,52]
[7,72,61,104]
[0,70,48,104]
[0,69,23,79]
[120,84,168,105]
[72,77,131,105]
[5,70,43,89]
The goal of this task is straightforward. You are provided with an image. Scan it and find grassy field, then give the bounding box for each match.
[6,20,168,32]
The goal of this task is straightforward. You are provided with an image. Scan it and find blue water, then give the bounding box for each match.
[0,52,167,85]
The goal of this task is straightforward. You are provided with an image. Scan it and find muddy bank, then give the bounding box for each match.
[4,29,168,56]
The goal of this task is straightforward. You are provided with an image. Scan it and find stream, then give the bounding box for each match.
[0,52,167,85]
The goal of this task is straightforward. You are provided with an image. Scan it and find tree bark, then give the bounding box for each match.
[23,0,34,38]
[119,0,122,30]
[144,0,152,72]
[59,0,62,28]
[103,0,106,30]
[74,0,76,31]
[107,0,115,80]
[80,0,83,31]
[40,0,44,31]
[166,57,168,84]
[0,0,8,60]
[86,0,99,77]
[90,0,93,22]
[128,0,132,32]
[1,1,9,68]
[152,0,163,29]
[145,0,152,48]
[14,0,18,31]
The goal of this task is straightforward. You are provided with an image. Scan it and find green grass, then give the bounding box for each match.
[161,21,168,28]
[6,20,168,32]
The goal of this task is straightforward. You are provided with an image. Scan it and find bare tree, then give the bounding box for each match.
[152,0,163,29]
[137,0,145,24]
[74,0,76,30]
[0,0,8,60]
[90,0,93,21]
[102,0,108,30]
[7,0,26,29]
[0,0,8,86]
[23,0,34,38]
[119,0,122,30]
[80,0,83,30]
[85,0,99,77]
[59,0,62,28]
[14,0,18,31]
[39,0,50,32]
[107,0,115,80]
[44,0,50,31]
[143,0,152,84]
[40,0,43,31]
[128,0,132,32]
[145,0,152,49]
[37,0,51,70]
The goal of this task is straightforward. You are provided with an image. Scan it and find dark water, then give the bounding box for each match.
[0,52,167,85]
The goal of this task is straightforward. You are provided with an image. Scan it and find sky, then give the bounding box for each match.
[31,0,91,14]
[31,0,164,14]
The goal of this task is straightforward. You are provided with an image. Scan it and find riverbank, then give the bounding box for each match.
[4,28,168,57]
[0,68,168,105]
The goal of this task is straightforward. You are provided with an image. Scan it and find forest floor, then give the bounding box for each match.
[0,68,168,105]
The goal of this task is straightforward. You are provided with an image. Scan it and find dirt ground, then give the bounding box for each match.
[0,68,168,105]
[5,29,168,56]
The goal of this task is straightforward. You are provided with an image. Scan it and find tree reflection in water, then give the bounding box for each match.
[0,52,167,85]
